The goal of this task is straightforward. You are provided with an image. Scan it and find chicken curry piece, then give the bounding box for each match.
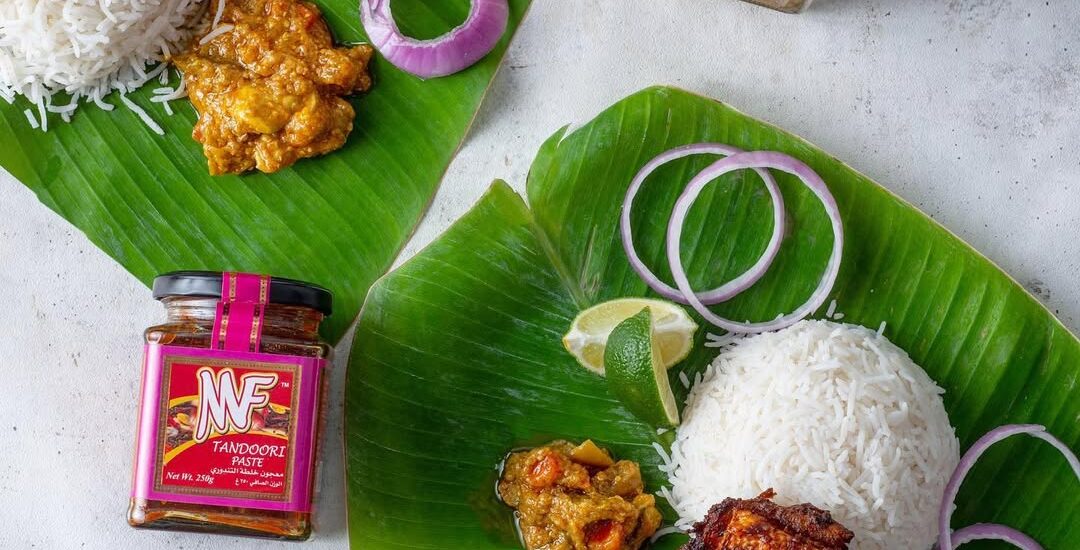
[174,0,373,175]
[681,490,853,550]
[498,440,662,550]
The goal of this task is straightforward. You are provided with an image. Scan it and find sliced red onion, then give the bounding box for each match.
[938,424,1080,550]
[949,524,1042,549]
[620,144,786,305]
[360,0,509,79]
[666,151,843,333]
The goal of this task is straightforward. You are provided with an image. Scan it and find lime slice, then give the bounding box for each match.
[562,298,698,375]
[604,308,680,428]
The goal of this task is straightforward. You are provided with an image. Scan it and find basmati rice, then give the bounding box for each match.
[664,320,958,549]
[649,525,683,543]
[23,108,38,129]
[704,332,739,348]
[0,0,206,131]
[119,93,164,135]
[199,23,234,45]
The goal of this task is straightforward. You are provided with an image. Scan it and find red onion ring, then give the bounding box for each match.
[360,0,509,79]
[621,144,786,305]
[938,424,1080,550]
[666,151,843,333]
[949,524,1042,549]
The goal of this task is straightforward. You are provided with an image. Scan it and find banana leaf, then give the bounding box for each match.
[345,87,1079,549]
[0,0,531,341]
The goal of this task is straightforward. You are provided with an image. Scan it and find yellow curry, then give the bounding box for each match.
[498,440,662,550]
[175,0,373,175]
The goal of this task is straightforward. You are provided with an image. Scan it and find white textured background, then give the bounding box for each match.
[1,0,1078,548]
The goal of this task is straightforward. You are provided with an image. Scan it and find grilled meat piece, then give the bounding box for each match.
[681,490,853,550]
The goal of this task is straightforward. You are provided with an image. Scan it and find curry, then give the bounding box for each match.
[174,0,373,175]
[498,440,662,550]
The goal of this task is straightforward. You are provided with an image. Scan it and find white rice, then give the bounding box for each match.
[704,332,739,348]
[649,526,683,543]
[664,320,958,549]
[198,23,233,45]
[23,108,38,129]
[826,299,837,318]
[119,92,164,135]
[825,299,848,320]
[211,0,227,28]
[0,0,206,131]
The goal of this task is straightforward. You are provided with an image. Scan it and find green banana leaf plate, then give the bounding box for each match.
[345,87,1079,549]
[0,0,531,342]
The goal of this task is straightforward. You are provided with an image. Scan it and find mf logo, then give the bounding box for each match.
[193,367,279,443]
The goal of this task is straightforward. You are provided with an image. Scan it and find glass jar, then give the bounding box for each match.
[128,272,332,540]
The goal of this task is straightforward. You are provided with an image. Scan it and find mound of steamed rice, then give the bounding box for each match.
[0,0,206,132]
[662,320,959,550]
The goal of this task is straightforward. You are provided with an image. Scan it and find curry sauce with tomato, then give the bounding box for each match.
[498,440,662,550]
[174,0,373,175]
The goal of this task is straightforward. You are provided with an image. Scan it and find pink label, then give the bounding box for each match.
[211,273,270,352]
[132,344,323,512]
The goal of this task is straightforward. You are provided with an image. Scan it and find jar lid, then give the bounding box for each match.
[152,271,333,316]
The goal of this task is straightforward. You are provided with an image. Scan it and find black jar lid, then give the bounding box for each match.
[152,271,333,316]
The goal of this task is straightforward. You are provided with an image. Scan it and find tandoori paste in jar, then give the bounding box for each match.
[128,271,333,540]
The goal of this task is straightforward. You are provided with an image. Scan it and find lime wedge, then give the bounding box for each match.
[604,308,680,428]
[562,298,698,375]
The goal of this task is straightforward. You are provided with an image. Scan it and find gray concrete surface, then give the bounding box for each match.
[1,0,1077,548]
